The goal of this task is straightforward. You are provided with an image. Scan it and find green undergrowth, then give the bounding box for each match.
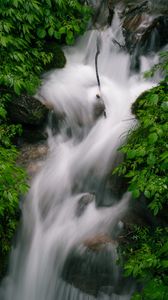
[114,51,168,299]
[115,82,168,215]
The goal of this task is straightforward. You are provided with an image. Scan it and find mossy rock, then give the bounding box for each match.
[44,42,66,70]
[7,94,48,126]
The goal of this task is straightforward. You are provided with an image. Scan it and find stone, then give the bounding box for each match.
[120,1,168,71]
[84,234,116,251]
[76,193,96,217]
[93,94,106,119]
[17,142,48,177]
[7,94,49,126]
[44,43,66,70]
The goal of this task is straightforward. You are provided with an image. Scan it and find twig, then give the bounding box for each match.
[95,35,101,90]
[112,38,125,49]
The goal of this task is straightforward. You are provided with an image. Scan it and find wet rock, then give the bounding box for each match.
[122,1,168,55]
[37,94,106,132]
[93,94,106,119]
[17,142,48,177]
[19,125,48,145]
[62,242,133,297]
[87,0,110,28]
[107,0,168,71]
[76,193,95,217]
[44,43,66,70]
[150,0,168,15]
[7,94,49,126]
[84,234,116,251]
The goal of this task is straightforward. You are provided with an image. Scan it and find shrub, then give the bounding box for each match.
[114,51,168,299]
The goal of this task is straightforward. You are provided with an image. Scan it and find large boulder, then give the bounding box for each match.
[123,7,168,55]
[62,232,133,297]
[44,42,66,70]
[17,142,48,177]
[7,94,49,126]
[108,0,168,71]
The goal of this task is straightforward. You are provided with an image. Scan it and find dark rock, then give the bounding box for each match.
[76,193,95,217]
[108,1,115,25]
[121,2,168,71]
[150,0,168,15]
[44,42,66,70]
[62,243,134,297]
[86,0,110,28]
[93,94,106,119]
[107,1,168,72]
[7,94,49,126]
[84,234,116,251]
[19,125,48,145]
[17,142,48,177]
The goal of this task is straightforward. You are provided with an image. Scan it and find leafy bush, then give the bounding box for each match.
[114,51,168,299]
[123,226,168,300]
[0,0,91,96]
[115,83,168,216]
[0,147,28,256]
[0,92,28,276]
[144,51,168,82]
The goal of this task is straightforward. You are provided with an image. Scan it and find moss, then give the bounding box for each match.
[44,42,66,70]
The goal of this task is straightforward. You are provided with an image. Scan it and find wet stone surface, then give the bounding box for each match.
[17,142,48,177]
[62,243,134,298]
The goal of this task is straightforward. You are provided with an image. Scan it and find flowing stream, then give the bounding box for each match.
[0,11,156,300]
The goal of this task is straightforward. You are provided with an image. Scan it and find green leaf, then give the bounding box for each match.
[160,152,168,161]
[148,133,158,144]
[161,101,168,111]
[59,27,66,34]
[144,190,151,198]
[37,28,46,39]
[127,150,136,159]
[48,27,54,37]
[131,293,142,300]
[132,189,140,198]
[74,24,80,33]
[66,30,75,45]
[149,94,159,105]
[158,241,168,255]
[54,31,61,39]
[147,154,156,165]
[0,107,7,119]
[13,82,21,95]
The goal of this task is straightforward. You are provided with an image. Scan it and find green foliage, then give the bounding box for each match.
[115,51,168,299]
[122,226,168,300]
[0,92,28,260]
[144,51,168,82]
[114,83,168,216]
[0,0,91,96]
[0,146,28,255]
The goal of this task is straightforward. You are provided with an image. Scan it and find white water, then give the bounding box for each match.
[0,13,155,300]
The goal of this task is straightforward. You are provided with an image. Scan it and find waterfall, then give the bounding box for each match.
[0,11,156,300]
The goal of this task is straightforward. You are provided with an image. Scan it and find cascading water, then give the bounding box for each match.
[0,11,156,300]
